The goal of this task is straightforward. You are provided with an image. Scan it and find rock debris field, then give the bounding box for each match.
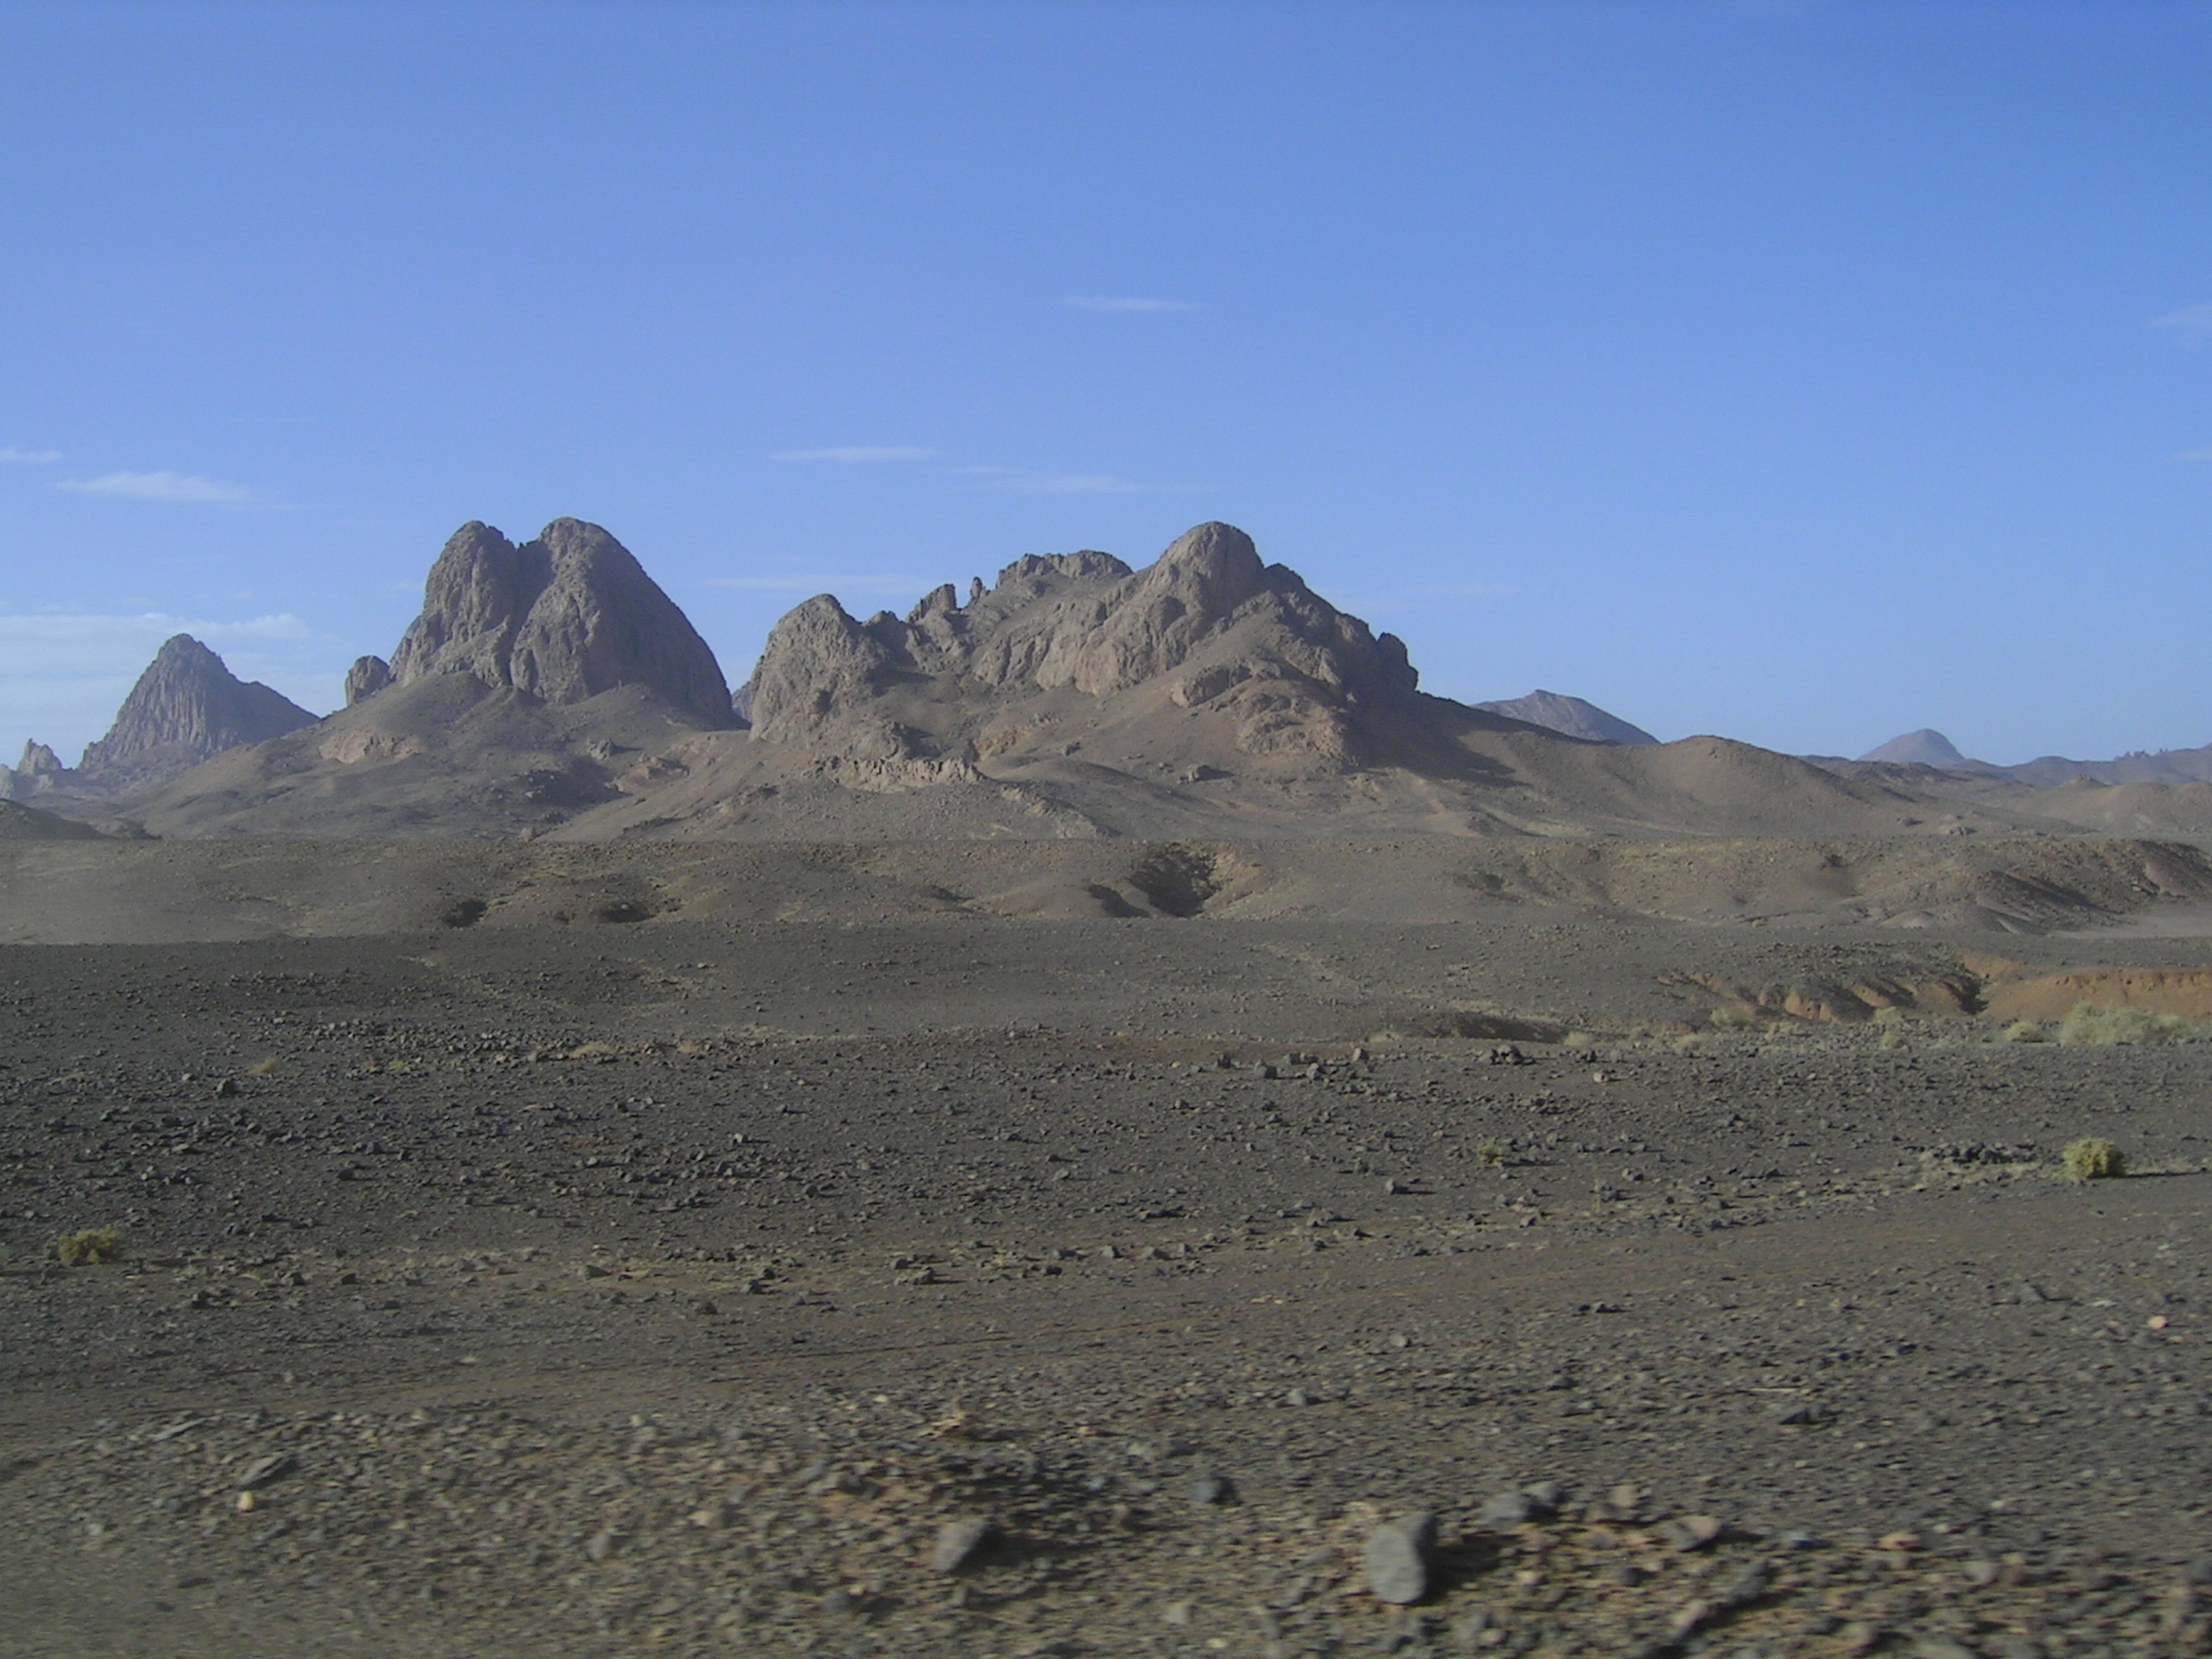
[3,916,2211,1658]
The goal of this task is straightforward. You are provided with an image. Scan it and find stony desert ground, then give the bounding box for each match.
[5,869,2211,1659]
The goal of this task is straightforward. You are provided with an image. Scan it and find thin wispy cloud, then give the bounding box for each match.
[54,470,253,505]
[952,465,1154,496]
[0,446,61,465]
[0,611,314,674]
[2182,444,2212,462]
[771,446,937,464]
[1065,296,1197,314]
[703,574,935,597]
[2152,303,2212,341]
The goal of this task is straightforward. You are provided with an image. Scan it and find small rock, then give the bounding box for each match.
[1285,1388,1312,1408]
[932,1516,991,1574]
[1911,1641,1975,1659]
[1162,1599,1193,1626]
[1961,1558,1999,1587]
[1187,1473,1233,1506]
[1659,1515,1723,1551]
[584,1527,624,1561]
[1363,1510,1438,1605]
[235,1452,296,1491]
[1714,1565,1770,1609]
[1480,1491,1535,1528]
[1521,1480,1565,1515]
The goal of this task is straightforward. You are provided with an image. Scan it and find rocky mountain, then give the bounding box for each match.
[70,634,318,792]
[1843,728,2212,791]
[386,518,732,728]
[1859,728,1974,767]
[1475,690,1656,746]
[109,515,2041,848]
[749,522,1425,774]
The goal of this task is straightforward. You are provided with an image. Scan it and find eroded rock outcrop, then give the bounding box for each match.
[390,519,732,728]
[75,636,317,790]
[2,740,68,799]
[345,655,394,706]
[747,522,1420,770]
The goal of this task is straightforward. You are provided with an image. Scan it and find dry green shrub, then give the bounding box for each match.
[1476,1139,1508,1166]
[2003,1021,2047,1044]
[2058,1004,2191,1048]
[55,1226,122,1266]
[2061,1138,2124,1182]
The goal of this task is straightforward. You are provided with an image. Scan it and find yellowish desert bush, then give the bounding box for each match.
[2061,1138,2124,1182]
[55,1226,123,1266]
[2057,1003,2192,1047]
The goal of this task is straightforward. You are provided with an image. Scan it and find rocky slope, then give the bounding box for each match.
[386,518,733,728]
[72,634,317,791]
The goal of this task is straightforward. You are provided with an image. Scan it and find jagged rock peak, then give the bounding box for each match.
[389,518,733,729]
[0,741,65,802]
[78,635,317,786]
[747,521,1420,771]
[344,655,394,706]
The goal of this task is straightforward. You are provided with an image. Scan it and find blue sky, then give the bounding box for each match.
[3,1,2209,767]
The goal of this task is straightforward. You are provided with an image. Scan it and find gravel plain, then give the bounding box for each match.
[3,916,2210,1657]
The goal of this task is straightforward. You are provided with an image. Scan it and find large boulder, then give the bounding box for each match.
[389,518,732,729]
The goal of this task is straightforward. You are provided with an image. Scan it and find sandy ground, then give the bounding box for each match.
[4,912,2210,1657]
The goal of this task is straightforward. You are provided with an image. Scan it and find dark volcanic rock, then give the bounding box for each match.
[344,655,394,706]
[389,519,732,729]
[76,635,318,790]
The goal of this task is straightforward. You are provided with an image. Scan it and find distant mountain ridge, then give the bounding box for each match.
[1475,690,1656,746]
[1858,729,1971,767]
[1848,727,2212,788]
[20,515,2188,848]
